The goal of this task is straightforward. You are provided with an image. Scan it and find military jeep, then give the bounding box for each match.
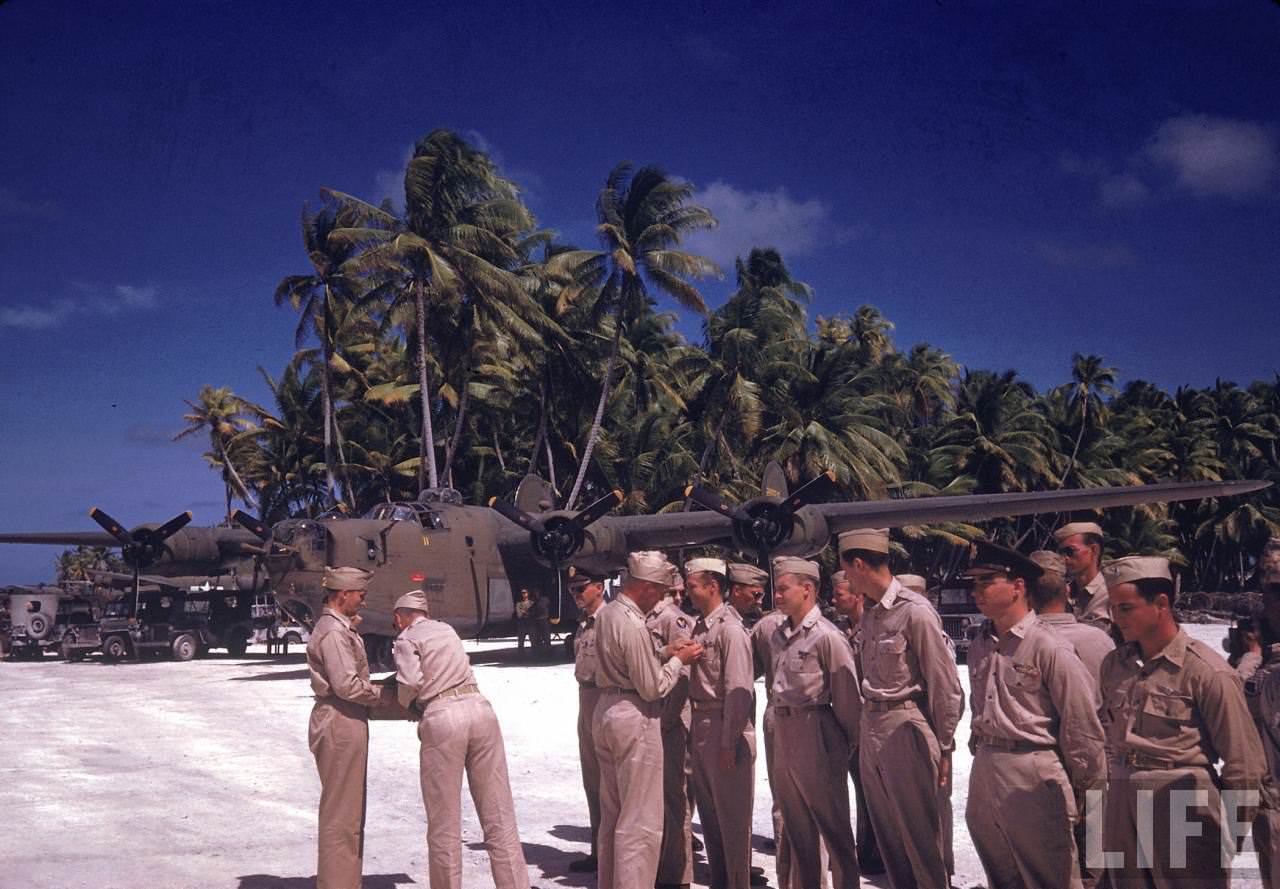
[98,588,257,662]
[7,589,97,659]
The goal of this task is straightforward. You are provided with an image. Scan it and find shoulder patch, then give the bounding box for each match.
[675,616,689,629]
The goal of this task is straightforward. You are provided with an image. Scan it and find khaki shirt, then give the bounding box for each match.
[860,578,964,751]
[1244,644,1280,808]
[574,610,601,685]
[751,611,788,695]
[307,608,381,707]
[1038,611,1115,690]
[969,611,1106,791]
[1072,571,1110,629]
[689,602,755,750]
[768,604,861,745]
[595,592,683,701]
[393,616,478,709]
[1100,629,1266,792]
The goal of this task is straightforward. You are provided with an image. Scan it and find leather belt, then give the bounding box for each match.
[690,699,723,711]
[425,683,480,706]
[973,731,1056,752]
[1119,749,1181,771]
[578,680,598,689]
[866,698,922,712]
[773,702,829,717]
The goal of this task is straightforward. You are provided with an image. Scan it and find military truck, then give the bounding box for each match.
[6,586,99,659]
[98,587,260,662]
[935,584,984,661]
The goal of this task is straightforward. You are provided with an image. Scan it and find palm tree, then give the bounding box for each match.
[329,129,540,492]
[563,163,719,510]
[1060,353,1118,486]
[174,385,260,514]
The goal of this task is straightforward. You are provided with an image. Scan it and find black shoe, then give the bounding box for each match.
[654,883,690,889]
[750,866,764,876]
[691,836,704,852]
[762,838,776,852]
[568,856,597,873]
[749,872,768,886]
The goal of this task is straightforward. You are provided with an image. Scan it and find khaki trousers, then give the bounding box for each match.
[579,685,603,858]
[309,698,369,889]
[418,694,528,889]
[966,747,1081,889]
[772,708,859,889]
[595,690,666,889]
[763,705,829,889]
[1255,806,1280,889]
[1103,764,1234,889]
[860,706,950,889]
[848,752,884,873]
[659,699,694,885]
[690,709,757,889]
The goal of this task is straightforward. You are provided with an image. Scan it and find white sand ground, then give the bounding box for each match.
[0,623,1261,889]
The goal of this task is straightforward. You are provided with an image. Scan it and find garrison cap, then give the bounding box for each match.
[968,539,1044,581]
[830,570,848,586]
[1054,521,1104,544]
[896,574,927,594]
[393,589,430,612]
[568,567,604,589]
[322,566,373,591]
[1102,556,1172,587]
[728,563,768,586]
[685,557,727,577]
[772,556,821,581]
[838,528,889,555]
[1029,550,1066,577]
[628,551,676,587]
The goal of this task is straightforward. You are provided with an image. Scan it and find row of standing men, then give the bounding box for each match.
[571,521,1274,889]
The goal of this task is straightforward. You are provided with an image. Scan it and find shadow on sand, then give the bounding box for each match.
[466,643,573,668]
[236,873,416,888]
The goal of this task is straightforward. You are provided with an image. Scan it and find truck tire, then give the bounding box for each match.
[27,613,51,640]
[102,635,129,663]
[284,632,302,646]
[171,633,198,662]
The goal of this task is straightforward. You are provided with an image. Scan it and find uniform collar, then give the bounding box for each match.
[323,606,354,630]
[783,603,822,636]
[1037,611,1077,625]
[617,592,647,619]
[1149,628,1191,667]
[874,577,904,610]
[1007,609,1038,639]
[701,601,734,626]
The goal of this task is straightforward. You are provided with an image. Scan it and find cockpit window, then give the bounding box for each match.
[365,502,448,529]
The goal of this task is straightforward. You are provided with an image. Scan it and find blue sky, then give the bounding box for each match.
[1,2,1277,582]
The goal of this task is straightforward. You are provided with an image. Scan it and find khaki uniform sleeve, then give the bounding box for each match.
[720,624,754,751]
[1237,651,1263,681]
[317,629,380,707]
[751,621,769,681]
[825,632,862,747]
[393,635,423,709]
[1043,639,1107,791]
[627,620,683,702]
[907,606,964,750]
[1199,667,1266,795]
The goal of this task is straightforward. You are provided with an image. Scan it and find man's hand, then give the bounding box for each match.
[664,639,704,664]
[938,751,952,789]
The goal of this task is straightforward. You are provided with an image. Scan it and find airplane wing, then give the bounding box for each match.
[0,531,123,546]
[597,478,1270,554]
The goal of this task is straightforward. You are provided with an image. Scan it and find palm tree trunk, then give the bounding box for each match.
[319,302,340,505]
[566,317,623,511]
[493,428,506,473]
[218,441,258,511]
[529,376,548,473]
[415,278,440,490]
[442,365,473,483]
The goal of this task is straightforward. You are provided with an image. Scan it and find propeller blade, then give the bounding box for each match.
[152,511,193,541]
[684,485,750,521]
[231,509,270,541]
[761,461,789,499]
[88,507,134,547]
[572,489,623,530]
[784,470,838,512]
[488,497,544,532]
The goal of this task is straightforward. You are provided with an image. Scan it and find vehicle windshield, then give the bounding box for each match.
[103,601,131,618]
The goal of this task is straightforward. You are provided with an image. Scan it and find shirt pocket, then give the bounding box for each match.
[1138,691,1196,741]
[871,633,909,685]
[1003,661,1043,696]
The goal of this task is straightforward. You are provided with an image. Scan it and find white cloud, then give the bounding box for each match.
[685,181,862,268]
[1144,114,1278,199]
[1098,172,1150,208]
[0,285,161,331]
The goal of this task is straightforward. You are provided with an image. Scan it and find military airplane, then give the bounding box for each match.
[1,471,1270,663]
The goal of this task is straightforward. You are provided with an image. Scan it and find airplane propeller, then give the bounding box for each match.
[229,509,270,542]
[88,507,193,612]
[684,469,837,553]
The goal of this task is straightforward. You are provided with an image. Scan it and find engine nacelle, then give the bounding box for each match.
[556,522,629,574]
[731,503,830,558]
[152,527,224,568]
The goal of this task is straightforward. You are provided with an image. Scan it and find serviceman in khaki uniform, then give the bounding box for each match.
[648,576,696,889]
[1027,550,1114,685]
[1242,567,1280,888]
[728,562,768,626]
[895,574,927,595]
[685,557,756,889]
[830,569,883,876]
[595,552,703,889]
[1100,556,1265,888]
[841,527,964,889]
[1054,521,1111,631]
[392,590,528,889]
[764,556,861,889]
[964,539,1106,889]
[306,566,383,889]
[570,570,608,873]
